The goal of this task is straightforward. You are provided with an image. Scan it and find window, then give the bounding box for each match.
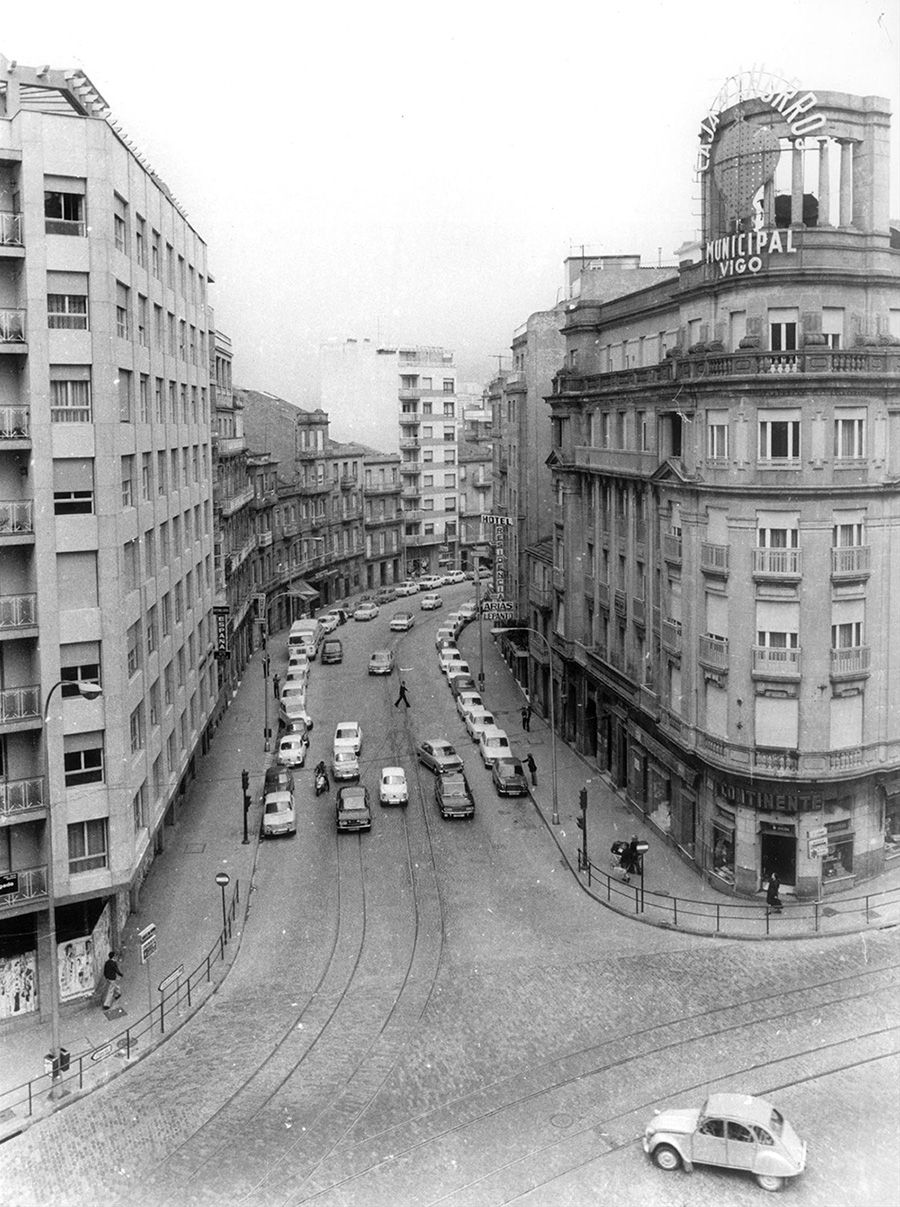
[141,453,152,501]
[157,451,167,494]
[121,456,135,508]
[443,379,454,393]
[834,410,865,460]
[443,427,455,442]
[116,282,131,339]
[47,294,88,330]
[60,662,101,697]
[137,295,148,346]
[67,818,108,869]
[50,375,92,423]
[443,402,454,417]
[832,621,862,649]
[757,525,798,549]
[768,308,798,352]
[54,488,93,515]
[833,520,864,548]
[164,662,174,705]
[757,630,799,648]
[63,748,104,789]
[139,375,149,423]
[443,473,456,488]
[118,370,133,422]
[130,704,145,753]
[166,243,175,289]
[146,605,157,654]
[822,307,843,349]
[133,783,147,831]
[155,378,165,423]
[44,188,85,236]
[444,497,457,512]
[114,213,126,253]
[135,217,146,267]
[127,621,141,676]
[707,411,729,460]
[151,230,161,276]
[758,412,800,462]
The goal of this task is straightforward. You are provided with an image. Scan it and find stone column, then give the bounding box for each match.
[839,140,854,227]
[763,177,775,227]
[790,140,805,225]
[816,138,831,226]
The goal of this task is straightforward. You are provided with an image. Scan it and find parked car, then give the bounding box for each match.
[331,747,360,781]
[374,587,397,605]
[390,611,415,631]
[263,766,294,797]
[465,708,497,742]
[643,1093,807,1193]
[457,601,477,621]
[327,608,350,625]
[437,647,462,673]
[277,732,308,768]
[420,593,443,611]
[354,602,379,621]
[379,767,409,806]
[394,580,419,596]
[279,698,313,731]
[284,668,309,689]
[456,691,484,719]
[280,682,307,706]
[418,575,443,591]
[321,638,343,664]
[435,771,475,819]
[442,659,470,680]
[444,570,466,584]
[417,739,464,775]
[492,757,529,796]
[368,650,394,675]
[261,790,296,838]
[287,651,311,672]
[336,784,371,831]
[334,721,362,753]
[448,674,477,699]
[317,612,340,633]
[478,726,511,767]
[446,612,464,635]
[435,630,457,650]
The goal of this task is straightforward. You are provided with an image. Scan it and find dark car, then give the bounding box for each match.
[492,757,529,796]
[263,766,294,797]
[374,586,397,605]
[448,673,477,699]
[435,771,475,819]
[336,784,372,831]
[321,638,343,664]
[417,739,464,775]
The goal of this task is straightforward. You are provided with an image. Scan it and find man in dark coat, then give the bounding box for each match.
[766,871,783,911]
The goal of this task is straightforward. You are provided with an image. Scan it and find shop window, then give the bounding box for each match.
[711,818,735,884]
[823,820,853,879]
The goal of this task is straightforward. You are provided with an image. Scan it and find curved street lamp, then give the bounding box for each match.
[491,627,559,826]
[43,678,103,1099]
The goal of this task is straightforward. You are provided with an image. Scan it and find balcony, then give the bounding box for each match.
[753,747,799,773]
[830,645,870,682]
[700,541,729,576]
[0,684,41,727]
[0,211,23,247]
[398,387,421,400]
[473,478,490,490]
[400,485,421,500]
[614,589,627,618]
[0,592,37,634]
[214,435,246,457]
[831,545,870,581]
[753,547,801,580]
[752,645,801,679]
[529,634,550,664]
[699,633,729,671]
[364,480,400,495]
[339,475,357,490]
[0,775,46,820]
[662,533,682,564]
[529,581,552,610]
[400,461,423,475]
[297,479,330,495]
[399,438,420,451]
[219,484,254,517]
[0,865,48,911]
[0,309,26,347]
[0,406,29,444]
[401,509,423,523]
[257,531,273,547]
[597,580,610,609]
[405,532,440,547]
[0,500,34,537]
[661,617,682,654]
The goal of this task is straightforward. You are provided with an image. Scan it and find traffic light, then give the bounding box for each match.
[241,769,249,792]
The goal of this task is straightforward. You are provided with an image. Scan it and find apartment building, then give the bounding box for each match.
[544,86,900,899]
[0,60,216,1019]
[363,451,402,588]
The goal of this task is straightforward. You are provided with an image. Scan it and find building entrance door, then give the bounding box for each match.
[761,831,796,886]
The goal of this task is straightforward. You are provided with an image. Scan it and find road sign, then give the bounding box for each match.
[480,513,513,526]
[808,834,829,858]
[158,964,184,994]
[138,923,157,964]
[0,872,18,896]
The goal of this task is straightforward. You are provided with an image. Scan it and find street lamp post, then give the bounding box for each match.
[491,627,559,826]
[42,678,102,1100]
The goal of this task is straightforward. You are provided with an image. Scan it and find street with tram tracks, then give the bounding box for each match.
[0,583,897,1207]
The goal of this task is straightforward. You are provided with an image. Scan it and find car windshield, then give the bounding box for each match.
[334,751,355,764]
[336,728,357,741]
[265,800,290,814]
[372,653,390,663]
[383,775,404,785]
[442,776,467,796]
[435,744,456,756]
[341,792,365,810]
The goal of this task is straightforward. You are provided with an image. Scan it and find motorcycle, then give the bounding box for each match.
[314,764,329,796]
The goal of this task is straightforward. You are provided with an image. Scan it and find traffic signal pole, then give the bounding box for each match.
[241,768,250,844]
[576,785,588,870]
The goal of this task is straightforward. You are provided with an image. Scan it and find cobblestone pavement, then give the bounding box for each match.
[0,586,897,1207]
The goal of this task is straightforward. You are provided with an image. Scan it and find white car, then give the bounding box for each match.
[317,612,340,633]
[442,659,470,680]
[287,651,310,672]
[331,748,360,781]
[379,767,409,807]
[261,790,296,838]
[444,570,466,584]
[456,691,484,719]
[277,733,308,767]
[457,601,477,621]
[465,709,497,742]
[478,726,512,767]
[418,575,443,591]
[394,580,419,597]
[437,647,462,673]
[446,612,464,634]
[334,721,362,754]
[284,666,309,685]
[353,602,379,621]
[279,698,313,730]
[420,593,443,610]
[435,628,456,650]
[390,611,415,631]
[280,682,307,708]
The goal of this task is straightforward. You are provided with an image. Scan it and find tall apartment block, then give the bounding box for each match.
[545,85,900,899]
[0,60,216,1021]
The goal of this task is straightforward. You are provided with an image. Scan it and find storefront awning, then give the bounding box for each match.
[291,580,319,602]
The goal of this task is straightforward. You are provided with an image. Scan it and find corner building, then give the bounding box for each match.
[548,86,900,899]
[0,61,216,1020]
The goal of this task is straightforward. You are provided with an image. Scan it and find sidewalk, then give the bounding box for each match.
[459,622,900,940]
[0,642,273,1115]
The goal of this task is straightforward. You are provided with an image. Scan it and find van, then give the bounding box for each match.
[478,726,511,767]
[321,638,343,664]
[288,618,324,659]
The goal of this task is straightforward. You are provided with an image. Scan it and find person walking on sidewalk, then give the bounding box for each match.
[766,871,783,912]
[525,752,537,786]
[101,951,123,1010]
[394,680,410,709]
[521,703,532,733]
[272,673,281,700]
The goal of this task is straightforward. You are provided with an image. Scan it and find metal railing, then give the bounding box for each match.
[580,857,900,937]
[0,880,241,1125]
[0,684,41,724]
[0,406,30,439]
[0,309,26,343]
[0,592,37,630]
[0,776,45,819]
[0,211,23,245]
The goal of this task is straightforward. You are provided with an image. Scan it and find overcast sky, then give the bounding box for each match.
[5,0,900,426]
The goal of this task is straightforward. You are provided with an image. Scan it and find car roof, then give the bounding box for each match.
[336,721,359,730]
[381,766,405,777]
[704,1094,774,1125]
[496,757,523,771]
[264,790,293,803]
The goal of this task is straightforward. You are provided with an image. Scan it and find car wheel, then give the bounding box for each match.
[652,1145,681,1172]
[756,1174,784,1192]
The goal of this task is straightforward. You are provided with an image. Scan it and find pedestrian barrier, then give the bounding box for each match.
[581,857,900,937]
[0,880,241,1130]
